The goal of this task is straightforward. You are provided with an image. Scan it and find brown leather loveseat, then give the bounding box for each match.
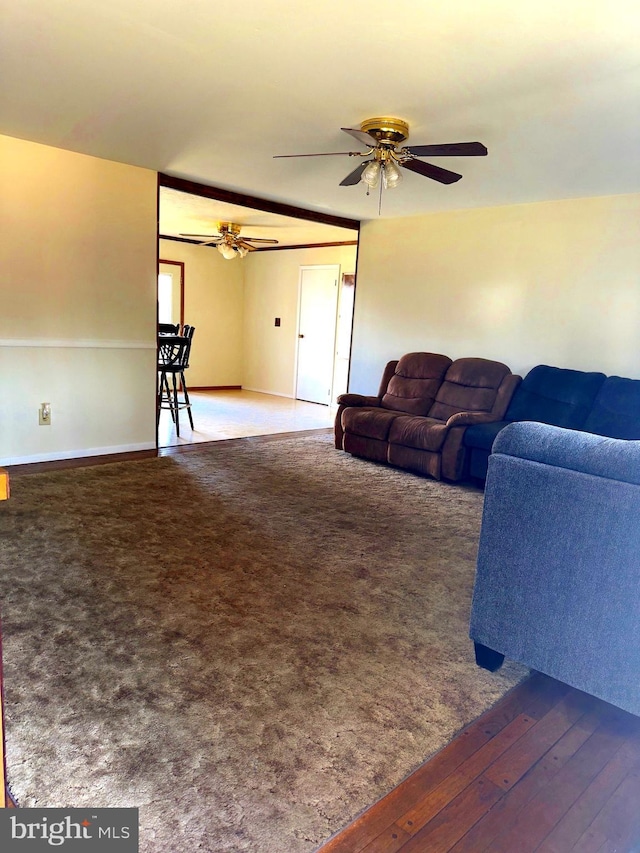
[335,352,521,481]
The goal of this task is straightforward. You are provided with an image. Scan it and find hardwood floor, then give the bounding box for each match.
[317,673,640,853]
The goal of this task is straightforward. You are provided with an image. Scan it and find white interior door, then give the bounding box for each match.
[296,265,340,405]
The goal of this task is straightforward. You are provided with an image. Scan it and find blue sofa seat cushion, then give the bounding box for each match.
[583,376,640,439]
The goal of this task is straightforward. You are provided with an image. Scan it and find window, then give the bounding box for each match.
[158,272,174,324]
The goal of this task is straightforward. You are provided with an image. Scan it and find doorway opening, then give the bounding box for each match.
[157,175,360,448]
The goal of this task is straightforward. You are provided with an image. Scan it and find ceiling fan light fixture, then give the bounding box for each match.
[218,242,238,260]
[182,221,277,254]
[361,160,381,188]
[382,159,402,188]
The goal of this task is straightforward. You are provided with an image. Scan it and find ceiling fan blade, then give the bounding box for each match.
[340,161,370,186]
[401,158,462,184]
[341,127,376,147]
[274,151,357,158]
[180,233,221,239]
[242,237,279,244]
[405,142,488,157]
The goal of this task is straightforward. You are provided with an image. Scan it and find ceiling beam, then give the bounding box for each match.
[159,234,359,252]
[159,173,360,233]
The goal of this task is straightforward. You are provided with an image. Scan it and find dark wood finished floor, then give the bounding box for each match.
[318,672,640,853]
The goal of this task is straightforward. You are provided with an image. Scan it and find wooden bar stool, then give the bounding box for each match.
[157,330,195,436]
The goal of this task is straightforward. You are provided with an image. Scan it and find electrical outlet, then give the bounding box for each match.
[39,403,52,426]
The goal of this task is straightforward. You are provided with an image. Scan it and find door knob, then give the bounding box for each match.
[298,334,305,338]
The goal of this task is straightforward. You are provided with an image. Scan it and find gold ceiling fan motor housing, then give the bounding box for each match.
[360,117,410,147]
[218,222,242,236]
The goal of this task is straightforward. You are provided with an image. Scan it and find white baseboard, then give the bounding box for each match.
[1,441,156,467]
[241,387,294,399]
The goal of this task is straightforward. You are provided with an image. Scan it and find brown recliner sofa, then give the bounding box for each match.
[335,352,521,481]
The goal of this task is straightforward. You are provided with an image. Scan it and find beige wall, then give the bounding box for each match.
[158,240,244,387]
[242,245,358,397]
[0,135,158,464]
[351,193,640,392]
[7,133,637,463]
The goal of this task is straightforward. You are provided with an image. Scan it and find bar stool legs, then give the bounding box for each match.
[157,369,193,436]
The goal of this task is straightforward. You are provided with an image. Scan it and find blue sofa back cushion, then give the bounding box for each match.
[504,364,606,428]
[583,376,640,439]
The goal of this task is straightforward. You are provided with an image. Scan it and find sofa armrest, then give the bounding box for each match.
[335,360,399,449]
[493,422,640,486]
[446,410,503,428]
[334,395,382,449]
[471,418,640,715]
[443,375,522,429]
[336,393,380,407]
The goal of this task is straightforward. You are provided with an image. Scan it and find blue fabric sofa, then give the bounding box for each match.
[463,365,640,481]
[469,421,640,716]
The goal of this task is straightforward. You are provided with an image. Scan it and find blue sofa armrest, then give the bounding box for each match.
[470,422,640,715]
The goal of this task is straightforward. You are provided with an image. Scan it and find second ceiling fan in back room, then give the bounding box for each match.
[180,222,279,260]
[274,117,488,212]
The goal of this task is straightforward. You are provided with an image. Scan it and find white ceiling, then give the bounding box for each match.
[2,0,639,240]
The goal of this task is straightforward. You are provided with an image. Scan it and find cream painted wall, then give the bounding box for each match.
[242,245,357,397]
[158,240,244,387]
[9,134,637,463]
[351,193,640,393]
[0,135,158,465]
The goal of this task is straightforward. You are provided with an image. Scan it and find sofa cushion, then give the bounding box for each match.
[428,358,512,422]
[342,407,406,442]
[504,364,606,428]
[381,352,452,416]
[582,376,640,439]
[388,416,449,452]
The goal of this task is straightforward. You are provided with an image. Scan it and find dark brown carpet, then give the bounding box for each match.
[0,433,525,851]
